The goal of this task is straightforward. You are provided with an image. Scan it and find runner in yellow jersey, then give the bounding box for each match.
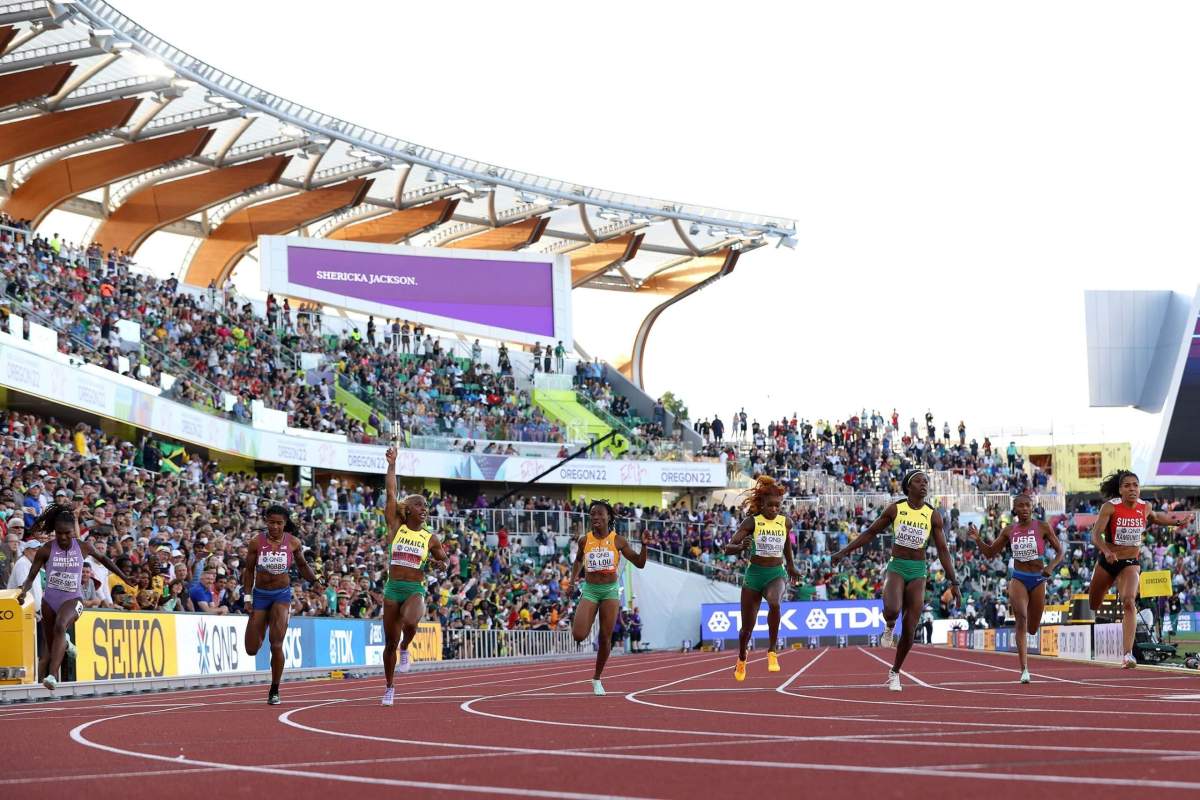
[724,475,801,681]
[380,446,456,706]
[568,500,648,696]
[832,469,960,691]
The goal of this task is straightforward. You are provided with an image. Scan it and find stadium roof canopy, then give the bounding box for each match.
[0,0,796,384]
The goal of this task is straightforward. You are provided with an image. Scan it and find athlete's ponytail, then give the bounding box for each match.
[740,474,785,516]
[1099,470,1138,500]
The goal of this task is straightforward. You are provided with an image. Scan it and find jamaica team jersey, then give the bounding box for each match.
[583,531,620,574]
[751,514,787,558]
[893,501,934,550]
[389,524,431,570]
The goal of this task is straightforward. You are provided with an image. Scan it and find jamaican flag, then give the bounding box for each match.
[158,441,186,474]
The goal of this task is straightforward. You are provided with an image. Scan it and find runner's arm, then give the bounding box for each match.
[82,539,132,585]
[294,538,321,584]
[241,537,259,599]
[1041,522,1065,576]
[384,446,400,530]
[973,525,1010,559]
[617,533,648,569]
[15,544,50,604]
[1089,504,1116,561]
[930,511,962,603]
[723,516,755,555]
[784,517,801,580]
[831,504,896,561]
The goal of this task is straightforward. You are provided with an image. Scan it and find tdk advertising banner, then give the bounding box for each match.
[700,600,887,640]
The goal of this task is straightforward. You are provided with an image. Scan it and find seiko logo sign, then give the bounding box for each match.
[0,610,14,620]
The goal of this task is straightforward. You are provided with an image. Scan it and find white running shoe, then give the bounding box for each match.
[398,650,411,673]
[42,675,57,691]
[1123,652,1138,669]
[1019,669,1031,684]
[880,629,896,648]
[887,670,902,692]
[592,679,606,696]
[381,687,395,706]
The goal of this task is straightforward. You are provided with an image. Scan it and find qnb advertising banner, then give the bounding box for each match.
[700,600,886,641]
[259,235,572,348]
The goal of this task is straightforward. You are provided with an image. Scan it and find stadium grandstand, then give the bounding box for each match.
[1,4,1199,798]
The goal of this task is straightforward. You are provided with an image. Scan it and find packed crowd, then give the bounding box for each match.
[609,494,1200,622]
[0,409,589,633]
[730,409,1052,495]
[0,218,647,449]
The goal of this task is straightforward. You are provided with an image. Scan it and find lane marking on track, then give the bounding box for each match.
[221,652,1200,791]
[857,647,933,687]
[64,658,696,800]
[896,649,1200,705]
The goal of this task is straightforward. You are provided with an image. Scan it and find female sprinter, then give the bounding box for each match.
[1087,470,1187,668]
[16,504,132,690]
[242,504,323,704]
[723,475,801,681]
[568,500,648,696]
[381,446,455,706]
[969,493,1063,683]
[832,469,961,691]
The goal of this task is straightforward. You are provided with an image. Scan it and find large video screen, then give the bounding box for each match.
[1154,296,1200,483]
[259,236,571,347]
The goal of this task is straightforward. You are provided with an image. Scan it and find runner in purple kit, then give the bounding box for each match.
[16,504,132,690]
[243,504,323,705]
[969,493,1063,683]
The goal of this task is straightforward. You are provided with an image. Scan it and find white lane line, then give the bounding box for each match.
[281,697,1200,792]
[857,647,934,688]
[898,649,1200,706]
[271,649,1200,791]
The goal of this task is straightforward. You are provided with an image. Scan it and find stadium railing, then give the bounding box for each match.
[445,628,591,660]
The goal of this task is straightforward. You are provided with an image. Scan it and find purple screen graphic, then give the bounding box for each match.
[286,245,555,337]
[1158,314,1200,477]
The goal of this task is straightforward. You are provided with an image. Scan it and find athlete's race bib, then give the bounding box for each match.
[1113,523,1144,547]
[586,548,616,573]
[46,570,80,593]
[390,541,425,569]
[894,522,929,550]
[258,550,288,574]
[754,531,785,558]
[1010,532,1040,562]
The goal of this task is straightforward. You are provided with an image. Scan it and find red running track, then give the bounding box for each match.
[2,645,1200,799]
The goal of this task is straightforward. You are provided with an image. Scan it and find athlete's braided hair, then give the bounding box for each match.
[588,499,615,524]
[30,503,75,536]
[740,474,786,516]
[1099,470,1138,500]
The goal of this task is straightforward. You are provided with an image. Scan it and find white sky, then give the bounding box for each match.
[92,1,1200,455]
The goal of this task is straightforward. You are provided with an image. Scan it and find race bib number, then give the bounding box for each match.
[586,549,615,573]
[258,551,288,573]
[894,522,928,550]
[754,532,785,557]
[1113,523,1144,547]
[47,570,80,593]
[390,541,425,568]
[1010,533,1039,562]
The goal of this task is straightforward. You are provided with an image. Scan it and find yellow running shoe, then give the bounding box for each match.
[734,659,747,682]
[767,651,780,672]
